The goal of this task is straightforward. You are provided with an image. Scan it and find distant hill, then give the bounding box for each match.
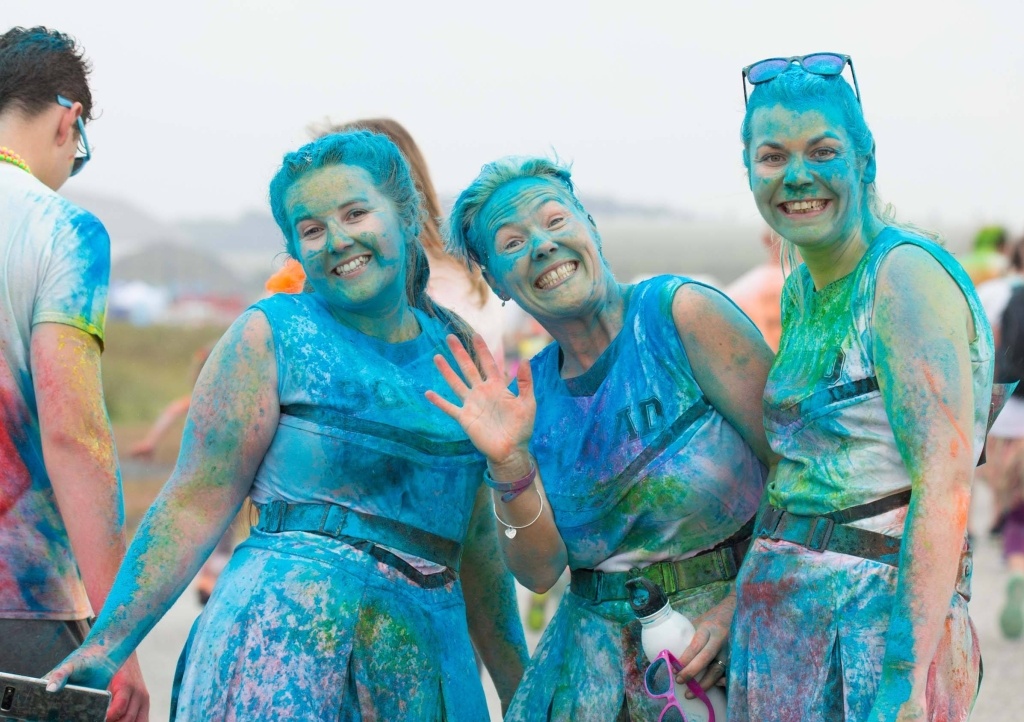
[63,191,192,255]
[61,190,980,296]
[177,212,284,255]
[111,244,263,298]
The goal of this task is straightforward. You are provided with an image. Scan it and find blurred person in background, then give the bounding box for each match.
[984,241,1024,639]
[732,54,994,721]
[47,130,527,719]
[960,225,1008,288]
[975,237,1024,350]
[725,228,785,351]
[432,155,775,720]
[128,347,212,462]
[0,25,148,721]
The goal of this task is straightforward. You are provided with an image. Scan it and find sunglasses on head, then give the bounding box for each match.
[55,95,91,176]
[643,649,717,722]
[741,52,861,107]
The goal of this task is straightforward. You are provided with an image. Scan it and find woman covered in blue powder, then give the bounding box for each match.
[427,156,776,719]
[729,54,992,721]
[46,130,528,720]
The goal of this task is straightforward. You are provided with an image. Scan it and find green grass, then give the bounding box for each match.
[102,322,228,424]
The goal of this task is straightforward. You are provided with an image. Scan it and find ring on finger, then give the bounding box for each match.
[712,658,728,673]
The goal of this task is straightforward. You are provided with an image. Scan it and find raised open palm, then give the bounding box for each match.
[426,334,536,463]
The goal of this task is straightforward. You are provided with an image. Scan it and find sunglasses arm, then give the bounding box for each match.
[847,59,863,107]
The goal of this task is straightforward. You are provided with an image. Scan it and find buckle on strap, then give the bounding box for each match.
[759,505,784,538]
[655,562,679,596]
[713,545,740,579]
[319,504,349,537]
[261,500,286,533]
[804,517,835,552]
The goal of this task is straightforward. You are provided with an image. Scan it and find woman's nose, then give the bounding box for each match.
[530,235,558,260]
[783,156,814,189]
[326,226,355,253]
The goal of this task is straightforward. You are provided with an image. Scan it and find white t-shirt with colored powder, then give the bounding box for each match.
[0,163,110,620]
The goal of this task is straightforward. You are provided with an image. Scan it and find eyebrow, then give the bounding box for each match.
[808,132,842,145]
[493,193,567,234]
[755,132,843,153]
[291,195,369,224]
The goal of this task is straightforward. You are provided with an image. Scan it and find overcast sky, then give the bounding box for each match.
[7,0,1023,233]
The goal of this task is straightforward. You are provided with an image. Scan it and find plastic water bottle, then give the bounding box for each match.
[627,577,728,722]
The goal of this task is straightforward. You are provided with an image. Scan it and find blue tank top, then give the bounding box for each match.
[249,293,483,545]
[764,227,995,535]
[527,276,765,572]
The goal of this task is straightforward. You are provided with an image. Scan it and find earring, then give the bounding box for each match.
[501,299,506,307]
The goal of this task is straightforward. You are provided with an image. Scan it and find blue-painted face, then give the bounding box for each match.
[476,177,604,320]
[285,164,408,316]
[747,103,872,252]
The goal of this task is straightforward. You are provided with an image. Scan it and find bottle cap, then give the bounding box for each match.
[626,577,668,618]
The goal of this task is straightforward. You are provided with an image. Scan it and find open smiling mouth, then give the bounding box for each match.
[779,199,830,216]
[534,261,579,290]
[332,254,371,277]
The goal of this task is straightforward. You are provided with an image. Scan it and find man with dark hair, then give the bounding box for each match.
[0,26,148,721]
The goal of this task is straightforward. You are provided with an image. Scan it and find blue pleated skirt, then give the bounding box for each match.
[171,528,487,721]
[729,537,980,721]
[505,578,732,721]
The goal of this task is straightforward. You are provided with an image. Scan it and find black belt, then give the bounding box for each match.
[570,519,754,603]
[255,500,463,572]
[756,490,911,567]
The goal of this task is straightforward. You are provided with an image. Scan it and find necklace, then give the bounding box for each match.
[0,147,32,175]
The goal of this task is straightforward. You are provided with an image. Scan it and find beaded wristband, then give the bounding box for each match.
[484,461,536,503]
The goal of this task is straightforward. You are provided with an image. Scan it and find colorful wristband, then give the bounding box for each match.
[484,461,536,502]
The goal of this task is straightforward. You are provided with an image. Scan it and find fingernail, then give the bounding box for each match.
[46,682,58,692]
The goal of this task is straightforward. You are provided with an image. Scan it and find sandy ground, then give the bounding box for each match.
[135,483,1023,720]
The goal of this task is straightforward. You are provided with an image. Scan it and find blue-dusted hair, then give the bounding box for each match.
[270,130,423,258]
[741,65,872,171]
[446,156,589,267]
[268,130,475,349]
[740,65,937,283]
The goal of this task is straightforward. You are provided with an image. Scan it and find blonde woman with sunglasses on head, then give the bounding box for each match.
[729,54,997,722]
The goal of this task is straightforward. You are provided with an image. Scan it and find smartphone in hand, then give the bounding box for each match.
[0,671,110,722]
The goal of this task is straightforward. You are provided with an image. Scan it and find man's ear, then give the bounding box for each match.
[55,101,82,149]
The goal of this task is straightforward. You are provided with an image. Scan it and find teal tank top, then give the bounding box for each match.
[527,276,765,572]
[249,293,483,545]
[764,227,995,534]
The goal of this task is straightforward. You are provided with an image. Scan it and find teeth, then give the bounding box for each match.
[535,262,578,289]
[334,256,369,275]
[783,199,827,214]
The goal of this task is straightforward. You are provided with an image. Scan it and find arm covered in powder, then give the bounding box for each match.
[460,485,529,713]
[868,246,979,721]
[46,309,280,692]
[427,333,569,592]
[33,323,150,720]
[671,282,778,686]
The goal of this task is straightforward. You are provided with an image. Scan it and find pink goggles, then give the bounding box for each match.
[642,649,717,722]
